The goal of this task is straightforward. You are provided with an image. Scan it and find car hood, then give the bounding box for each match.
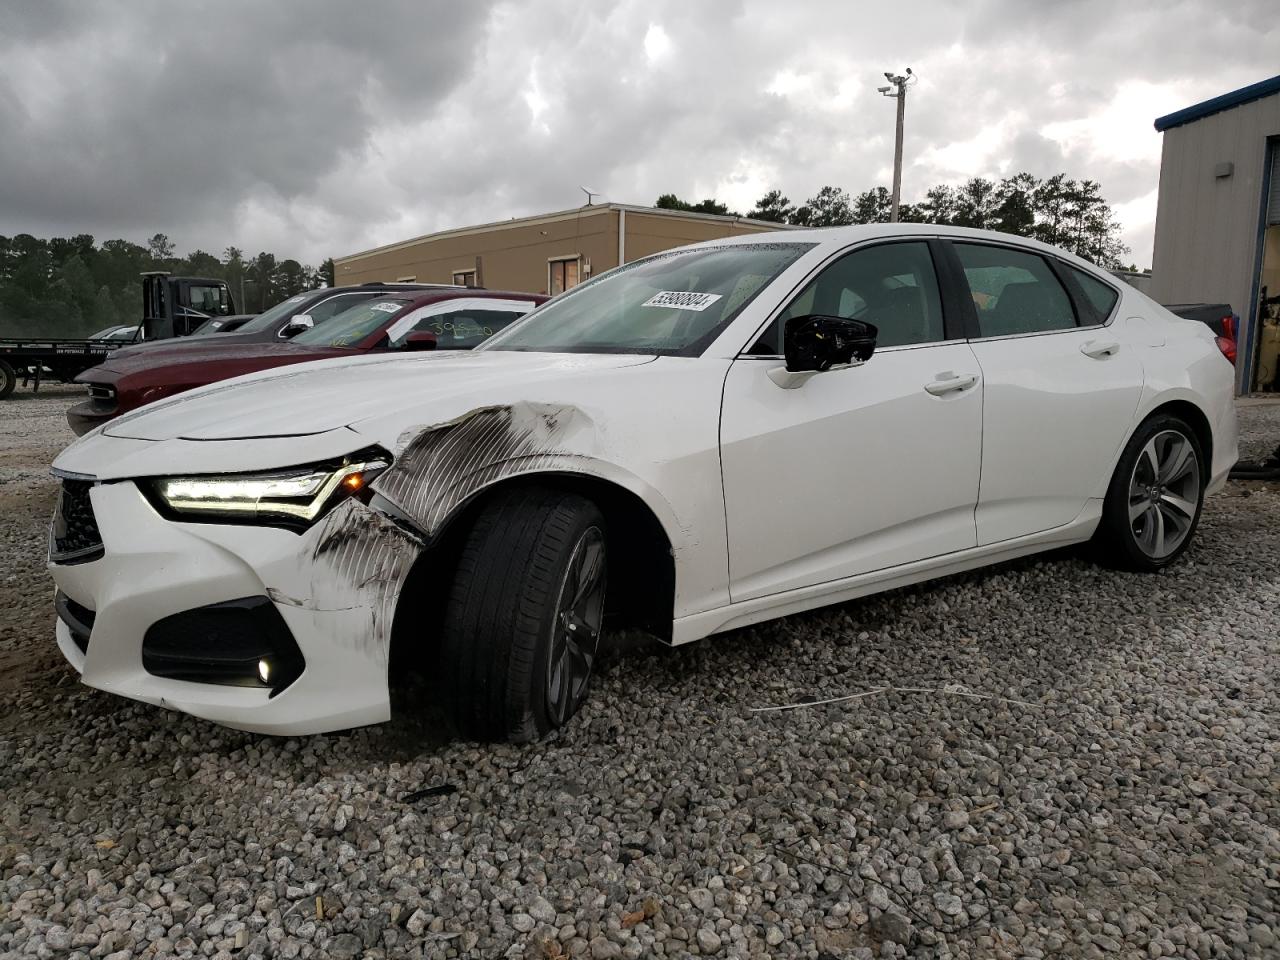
[98,351,657,442]
[88,339,308,376]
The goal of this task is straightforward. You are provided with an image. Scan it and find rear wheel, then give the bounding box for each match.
[0,360,16,400]
[438,486,607,742]
[1096,415,1204,571]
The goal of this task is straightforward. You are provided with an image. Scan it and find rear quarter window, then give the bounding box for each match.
[1068,267,1120,323]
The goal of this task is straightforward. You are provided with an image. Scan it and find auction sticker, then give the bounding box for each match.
[370,301,402,313]
[642,291,723,311]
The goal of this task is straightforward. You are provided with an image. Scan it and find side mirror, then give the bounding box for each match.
[282,314,314,337]
[403,331,437,352]
[784,314,878,373]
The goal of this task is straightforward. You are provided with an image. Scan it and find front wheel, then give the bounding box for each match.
[1095,414,1205,571]
[438,486,607,742]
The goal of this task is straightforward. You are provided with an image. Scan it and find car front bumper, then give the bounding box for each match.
[48,480,423,735]
[66,396,118,437]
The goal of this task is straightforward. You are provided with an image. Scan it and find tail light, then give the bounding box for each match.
[1215,336,1236,365]
[1221,313,1236,340]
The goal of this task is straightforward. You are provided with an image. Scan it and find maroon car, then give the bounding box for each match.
[68,289,545,436]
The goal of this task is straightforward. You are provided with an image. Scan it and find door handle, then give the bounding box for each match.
[1080,340,1120,359]
[924,372,978,396]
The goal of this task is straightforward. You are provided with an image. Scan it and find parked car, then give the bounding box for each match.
[188,314,258,336]
[66,289,543,435]
[48,225,1237,742]
[1163,303,1238,365]
[88,324,141,342]
[112,282,453,354]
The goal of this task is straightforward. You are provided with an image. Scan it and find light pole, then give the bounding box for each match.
[878,68,914,223]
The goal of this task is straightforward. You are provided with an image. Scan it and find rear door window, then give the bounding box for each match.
[953,243,1077,337]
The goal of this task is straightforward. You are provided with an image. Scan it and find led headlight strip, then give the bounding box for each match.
[151,450,391,526]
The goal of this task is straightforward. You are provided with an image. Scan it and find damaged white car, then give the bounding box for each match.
[49,226,1237,740]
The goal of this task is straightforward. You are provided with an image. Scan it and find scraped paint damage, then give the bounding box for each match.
[260,499,425,660]
[372,402,595,535]
[263,404,595,663]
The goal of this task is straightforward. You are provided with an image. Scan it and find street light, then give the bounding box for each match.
[879,67,915,223]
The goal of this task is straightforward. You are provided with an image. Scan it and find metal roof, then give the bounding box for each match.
[1154,74,1280,132]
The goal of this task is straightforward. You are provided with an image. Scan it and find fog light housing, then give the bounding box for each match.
[143,596,304,696]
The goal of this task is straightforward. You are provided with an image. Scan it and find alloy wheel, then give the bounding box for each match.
[546,526,606,725]
[1127,429,1200,559]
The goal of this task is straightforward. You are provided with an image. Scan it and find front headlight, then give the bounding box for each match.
[147,448,391,528]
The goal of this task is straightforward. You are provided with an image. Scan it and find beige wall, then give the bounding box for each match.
[333,207,786,297]
[334,208,619,295]
[1150,95,1280,319]
[621,211,781,261]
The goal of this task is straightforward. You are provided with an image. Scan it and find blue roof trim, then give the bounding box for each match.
[1154,74,1280,132]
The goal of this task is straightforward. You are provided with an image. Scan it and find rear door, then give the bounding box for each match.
[949,241,1143,545]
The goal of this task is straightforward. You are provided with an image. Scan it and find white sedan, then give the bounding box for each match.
[48,226,1238,740]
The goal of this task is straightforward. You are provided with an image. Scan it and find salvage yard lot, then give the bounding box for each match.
[2,389,1278,959]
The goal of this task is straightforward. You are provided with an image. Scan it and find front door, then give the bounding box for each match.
[720,240,984,602]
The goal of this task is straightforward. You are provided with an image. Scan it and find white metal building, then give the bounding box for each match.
[1150,74,1280,394]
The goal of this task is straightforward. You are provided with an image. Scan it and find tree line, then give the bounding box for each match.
[0,232,335,338]
[657,172,1133,269]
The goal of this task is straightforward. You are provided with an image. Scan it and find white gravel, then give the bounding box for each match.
[2,390,1279,959]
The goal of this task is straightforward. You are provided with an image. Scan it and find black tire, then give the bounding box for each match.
[439,486,607,742]
[0,360,15,400]
[1095,414,1205,572]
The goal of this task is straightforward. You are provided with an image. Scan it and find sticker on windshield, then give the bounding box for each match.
[370,301,401,313]
[642,291,723,312]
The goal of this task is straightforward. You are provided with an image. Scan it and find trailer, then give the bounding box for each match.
[0,273,236,399]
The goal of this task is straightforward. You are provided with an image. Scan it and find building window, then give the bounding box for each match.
[548,257,580,295]
[452,269,477,287]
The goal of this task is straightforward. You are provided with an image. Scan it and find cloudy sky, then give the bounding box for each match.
[1,1,1276,269]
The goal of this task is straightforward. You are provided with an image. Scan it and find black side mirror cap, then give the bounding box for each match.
[783,314,878,373]
[403,331,438,352]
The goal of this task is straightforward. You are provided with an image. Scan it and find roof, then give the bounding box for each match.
[334,203,793,265]
[1154,74,1280,132]
[680,223,1115,273]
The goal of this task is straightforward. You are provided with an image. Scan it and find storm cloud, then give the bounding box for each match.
[1,0,1275,267]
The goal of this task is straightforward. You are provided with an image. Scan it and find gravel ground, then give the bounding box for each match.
[2,389,1278,960]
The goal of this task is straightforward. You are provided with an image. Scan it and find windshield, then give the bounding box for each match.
[234,292,318,334]
[192,318,234,336]
[482,242,814,355]
[293,298,412,348]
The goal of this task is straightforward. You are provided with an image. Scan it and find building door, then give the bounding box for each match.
[549,257,580,295]
[1254,140,1280,391]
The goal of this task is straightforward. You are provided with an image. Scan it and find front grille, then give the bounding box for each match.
[50,479,104,564]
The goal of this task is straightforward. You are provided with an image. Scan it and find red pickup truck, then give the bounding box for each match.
[68,288,544,436]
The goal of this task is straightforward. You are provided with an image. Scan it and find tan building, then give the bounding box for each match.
[333,203,787,297]
[1150,74,1280,393]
